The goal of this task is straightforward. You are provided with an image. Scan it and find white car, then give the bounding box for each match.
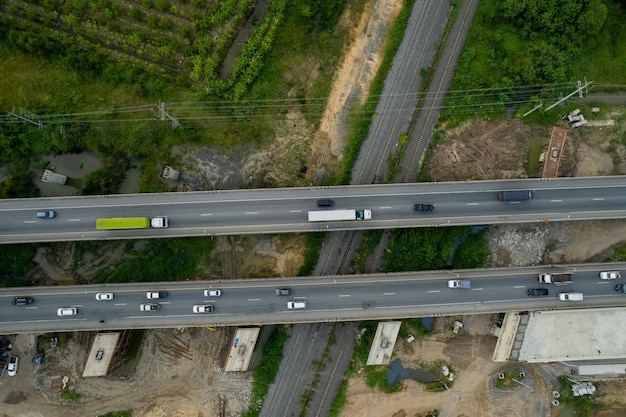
[7,356,18,376]
[192,304,214,313]
[558,292,584,301]
[203,289,222,297]
[287,300,306,310]
[95,292,114,301]
[57,307,77,316]
[600,271,621,280]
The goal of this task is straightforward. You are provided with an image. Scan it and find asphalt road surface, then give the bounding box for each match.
[3,176,626,243]
[1,262,625,334]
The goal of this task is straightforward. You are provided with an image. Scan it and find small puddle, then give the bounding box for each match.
[387,359,439,386]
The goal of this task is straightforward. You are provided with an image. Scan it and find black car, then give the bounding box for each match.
[527,288,549,297]
[317,199,334,207]
[414,204,434,212]
[615,284,626,293]
[12,297,34,306]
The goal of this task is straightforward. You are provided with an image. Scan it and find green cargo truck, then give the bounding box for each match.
[96,217,168,230]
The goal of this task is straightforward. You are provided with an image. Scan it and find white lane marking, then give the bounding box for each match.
[245,212,258,215]
[513,285,525,289]
[68,218,81,222]
[593,198,605,201]
[383,292,396,296]
[427,290,440,293]
[25,306,37,310]
[248,298,261,301]
[466,203,479,206]
[290,210,302,213]
[597,281,610,285]
[113,303,127,306]
[338,294,351,297]
[471,288,483,291]
[23,220,36,223]
[509,201,521,204]
[379,206,391,209]
[200,213,213,216]
[551,200,562,202]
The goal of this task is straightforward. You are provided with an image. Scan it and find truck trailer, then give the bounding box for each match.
[307,209,372,222]
[96,217,169,230]
[538,273,573,284]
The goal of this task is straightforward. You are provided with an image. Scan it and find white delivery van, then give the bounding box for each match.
[287,300,306,310]
[558,292,583,301]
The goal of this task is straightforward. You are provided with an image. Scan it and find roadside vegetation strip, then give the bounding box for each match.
[241,325,288,417]
[334,0,416,185]
[442,0,625,125]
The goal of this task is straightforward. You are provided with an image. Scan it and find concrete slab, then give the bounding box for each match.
[577,364,626,376]
[519,308,626,363]
[492,312,521,362]
[82,332,120,377]
[366,321,401,365]
[224,327,260,372]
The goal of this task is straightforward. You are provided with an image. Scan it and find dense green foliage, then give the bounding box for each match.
[89,237,216,283]
[298,232,326,276]
[241,326,288,417]
[453,229,490,269]
[384,227,469,272]
[443,0,626,122]
[0,244,38,284]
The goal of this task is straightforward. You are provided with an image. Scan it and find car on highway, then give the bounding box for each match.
[616,284,626,293]
[7,356,19,376]
[57,307,77,316]
[36,210,56,219]
[140,303,160,312]
[95,292,114,301]
[287,300,306,309]
[275,288,292,296]
[527,288,549,297]
[317,199,334,207]
[558,292,584,301]
[447,279,471,289]
[204,289,222,297]
[12,296,34,306]
[414,203,434,212]
[192,304,214,313]
[600,271,621,280]
[147,291,167,299]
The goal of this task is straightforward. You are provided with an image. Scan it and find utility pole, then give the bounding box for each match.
[6,106,47,129]
[156,101,183,129]
[544,81,593,112]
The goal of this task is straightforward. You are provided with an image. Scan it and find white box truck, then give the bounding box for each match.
[308,209,371,222]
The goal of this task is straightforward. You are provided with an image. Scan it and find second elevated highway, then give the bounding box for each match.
[2,176,626,244]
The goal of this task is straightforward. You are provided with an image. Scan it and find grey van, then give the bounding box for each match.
[36,210,56,219]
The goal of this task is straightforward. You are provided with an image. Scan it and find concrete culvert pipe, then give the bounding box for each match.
[552,391,560,398]
[552,400,560,407]
[519,372,526,378]
[498,373,505,379]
